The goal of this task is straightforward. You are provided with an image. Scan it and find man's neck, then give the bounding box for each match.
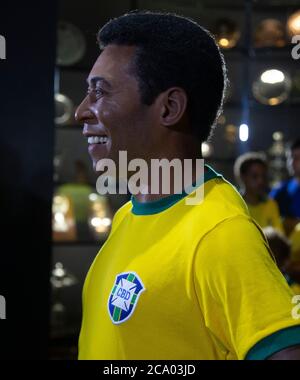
[133,152,203,203]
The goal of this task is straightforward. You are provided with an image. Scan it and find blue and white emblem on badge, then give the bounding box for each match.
[108,272,145,324]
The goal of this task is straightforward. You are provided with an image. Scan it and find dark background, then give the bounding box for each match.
[0,1,56,359]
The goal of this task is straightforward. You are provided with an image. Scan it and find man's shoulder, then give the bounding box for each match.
[196,213,270,263]
[190,176,250,221]
[178,176,253,242]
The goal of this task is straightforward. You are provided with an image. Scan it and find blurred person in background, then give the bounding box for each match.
[286,223,300,285]
[234,152,283,233]
[263,227,300,295]
[270,139,300,236]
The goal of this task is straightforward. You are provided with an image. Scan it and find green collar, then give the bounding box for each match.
[131,164,222,216]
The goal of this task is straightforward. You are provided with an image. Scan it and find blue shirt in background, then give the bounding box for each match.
[270,178,300,218]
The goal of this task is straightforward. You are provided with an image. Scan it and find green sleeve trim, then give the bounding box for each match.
[245,325,300,360]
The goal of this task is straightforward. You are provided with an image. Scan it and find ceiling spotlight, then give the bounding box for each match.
[261,69,285,84]
[239,124,249,142]
[201,142,213,158]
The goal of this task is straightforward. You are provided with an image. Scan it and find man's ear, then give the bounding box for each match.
[159,87,188,127]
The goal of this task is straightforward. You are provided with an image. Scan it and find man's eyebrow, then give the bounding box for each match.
[86,76,112,88]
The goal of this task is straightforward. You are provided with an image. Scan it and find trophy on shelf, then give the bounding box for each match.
[54,21,87,127]
[214,18,241,49]
[268,131,288,187]
[254,19,286,48]
[88,193,112,240]
[50,262,78,332]
[52,194,77,241]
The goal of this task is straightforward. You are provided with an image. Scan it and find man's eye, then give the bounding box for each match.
[95,88,104,98]
[86,88,105,99]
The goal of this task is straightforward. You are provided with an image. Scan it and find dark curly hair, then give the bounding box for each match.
[234,152,267,185]
[98,10,227,143]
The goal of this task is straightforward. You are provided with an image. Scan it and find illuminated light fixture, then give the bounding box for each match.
[90,217,111,228]
[261,69,285,84]
[88,193,112,236]
[54,212,65,225]
[201,142,213,158]
[252,69,291,106]
[214,18,240,49]
[239,124,249,142]
[52,195,71,232]
[89,193,98,202]
[52,194,76,240]
[219,38,230,48]
[287,10,300,37]
[269,97,280,106]
[254,19,286,48]
[272,131,283,142]
[102,218,112,227]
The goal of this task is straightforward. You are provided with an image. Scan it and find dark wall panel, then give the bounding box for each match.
[0,1,57,359]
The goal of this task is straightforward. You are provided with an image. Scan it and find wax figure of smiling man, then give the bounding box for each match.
[75,11,300,360]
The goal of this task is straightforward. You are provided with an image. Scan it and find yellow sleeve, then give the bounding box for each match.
[194,215,300,360]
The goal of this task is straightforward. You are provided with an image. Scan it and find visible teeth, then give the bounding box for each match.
[88,136,108,144]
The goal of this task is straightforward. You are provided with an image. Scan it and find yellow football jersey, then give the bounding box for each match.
[79,165,300,360]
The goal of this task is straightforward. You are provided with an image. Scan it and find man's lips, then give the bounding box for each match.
[83,125,111,158]
[83,123,109,139]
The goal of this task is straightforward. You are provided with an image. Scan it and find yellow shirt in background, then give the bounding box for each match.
[291,282,300,295]
[290,223,300,262]
[247,198,284,233]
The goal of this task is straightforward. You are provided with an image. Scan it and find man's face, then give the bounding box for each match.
[75,45,158,171]
[287,148,300,178]
[241,163,268,197]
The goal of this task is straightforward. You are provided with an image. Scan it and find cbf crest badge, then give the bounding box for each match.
[108,272,145,324]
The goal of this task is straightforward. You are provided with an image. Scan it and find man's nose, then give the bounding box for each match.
[75,97,97,124]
